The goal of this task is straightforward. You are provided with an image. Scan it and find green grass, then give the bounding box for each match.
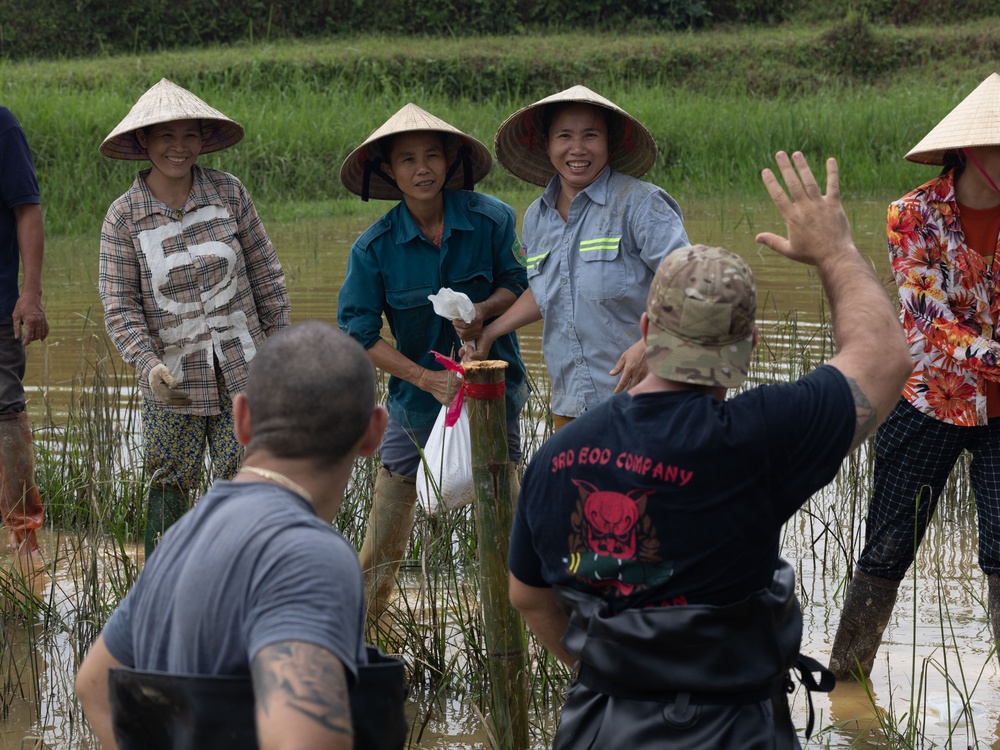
[3,23,1000,235]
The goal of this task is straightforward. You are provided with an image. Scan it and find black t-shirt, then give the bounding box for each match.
[509,365,855,608]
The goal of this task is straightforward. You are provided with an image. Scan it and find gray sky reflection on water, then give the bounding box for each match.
[6,199,1000,747]
[2,531,135,750]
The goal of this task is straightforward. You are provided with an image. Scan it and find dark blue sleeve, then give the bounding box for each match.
[757,365,856,523]
[508,453,550,588]
[0,109,41,209]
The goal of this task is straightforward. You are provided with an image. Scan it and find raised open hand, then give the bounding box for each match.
[755,151,855,266]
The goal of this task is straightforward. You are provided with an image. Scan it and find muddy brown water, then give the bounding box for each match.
[3,198,1000,748]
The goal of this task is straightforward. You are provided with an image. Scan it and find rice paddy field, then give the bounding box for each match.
[3,23,1000,748]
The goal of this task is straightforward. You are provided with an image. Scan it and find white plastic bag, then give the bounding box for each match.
[427,287,478,352]
[417,403,474,515]
[427,287,475,323]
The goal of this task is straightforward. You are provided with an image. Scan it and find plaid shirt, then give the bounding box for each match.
[889,169,1000,426]
[100,166,290,416]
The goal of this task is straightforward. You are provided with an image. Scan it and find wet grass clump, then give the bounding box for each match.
[3,290,999,747]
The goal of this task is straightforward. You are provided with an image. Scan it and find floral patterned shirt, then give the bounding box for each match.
[888,169,1000,426]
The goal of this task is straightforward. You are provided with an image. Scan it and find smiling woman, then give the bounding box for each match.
[134,120,208,202]
[542,104,611,207]
[97,78,291,558]
[336,102,529,621]
[472,85,690,429]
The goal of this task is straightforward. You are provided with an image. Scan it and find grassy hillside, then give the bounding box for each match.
[3,21,998,235]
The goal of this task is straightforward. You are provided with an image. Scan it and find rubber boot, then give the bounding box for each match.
[145,485,189,558]
[989,573,1000,665]
[358,466,417,620]
[0,412,45,557]
[829,570,900,682]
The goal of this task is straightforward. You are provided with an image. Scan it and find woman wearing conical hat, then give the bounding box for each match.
[470,86,690,430]
[337,104,528,619]
[829,72,1000,681]
[99,79,290,558]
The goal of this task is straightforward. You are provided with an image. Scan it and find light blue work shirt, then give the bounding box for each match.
[523,166,689,418]
[338,189,528,431]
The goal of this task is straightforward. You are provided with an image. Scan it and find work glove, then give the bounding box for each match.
[148,363,192,406]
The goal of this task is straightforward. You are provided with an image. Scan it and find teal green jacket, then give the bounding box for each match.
[338,189,528,429]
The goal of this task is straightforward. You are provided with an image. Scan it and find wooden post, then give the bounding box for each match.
[462,360,528,749]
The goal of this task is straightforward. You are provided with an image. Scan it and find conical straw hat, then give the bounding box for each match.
[340,103,493,201]
[494,85,657,187]
[100,78,245,160]
[906,73,1000,165]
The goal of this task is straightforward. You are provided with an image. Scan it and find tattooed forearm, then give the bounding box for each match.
[845,375,878,450]
[253,641,352,737]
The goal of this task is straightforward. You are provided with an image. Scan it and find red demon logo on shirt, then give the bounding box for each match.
[565,480,670,597]
[575,480,648,558]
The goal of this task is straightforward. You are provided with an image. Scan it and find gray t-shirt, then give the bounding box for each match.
[102,481,367,682]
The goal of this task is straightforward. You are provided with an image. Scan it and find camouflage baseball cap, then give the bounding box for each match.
[645,245,756,389]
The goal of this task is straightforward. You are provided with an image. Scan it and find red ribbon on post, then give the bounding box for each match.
[431,351,506,427]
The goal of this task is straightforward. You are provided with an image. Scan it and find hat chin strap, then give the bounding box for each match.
[361,159,398,202]
[444,145,474,191]
[961,148,1000,195]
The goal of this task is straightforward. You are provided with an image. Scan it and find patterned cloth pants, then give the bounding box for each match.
[858,398,1000,580]
[140,371,242,493]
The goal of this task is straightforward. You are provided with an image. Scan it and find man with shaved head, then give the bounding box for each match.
[75,321,391,750]
[244,320,381,464]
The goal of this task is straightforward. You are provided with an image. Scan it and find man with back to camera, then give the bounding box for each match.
[74,321,390,749]
[507,152,913,748]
